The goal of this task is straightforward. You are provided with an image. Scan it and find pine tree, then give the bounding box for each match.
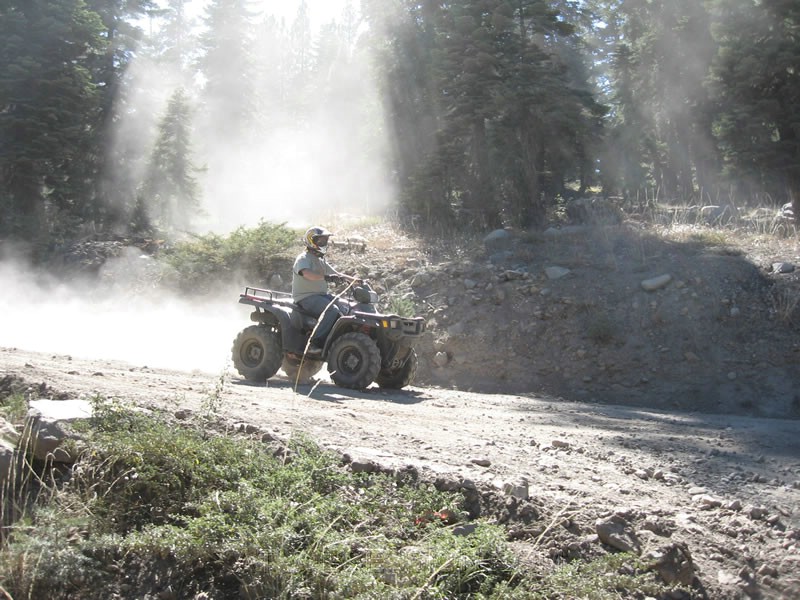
[708,0,800,209]
[140,88,202,231]
[0,0,105,240]
[82,0,156,229]
[147,0,198,83]
[197,0,258,142]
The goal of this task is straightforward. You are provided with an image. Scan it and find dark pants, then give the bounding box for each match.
[297,294,346,346]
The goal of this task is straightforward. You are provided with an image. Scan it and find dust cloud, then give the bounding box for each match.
[0,256,243,374]
[1,1,387,374]
[121,0,390,234]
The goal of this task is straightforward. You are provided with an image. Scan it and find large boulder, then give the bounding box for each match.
[22,399,93,463]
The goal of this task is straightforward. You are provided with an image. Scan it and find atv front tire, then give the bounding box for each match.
[376,349,418,390]
[327,332,381,389]
[232,325,282,382]
[282,355,324,384]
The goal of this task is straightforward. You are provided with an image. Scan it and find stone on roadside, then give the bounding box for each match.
[23,399,93,462]
[545,266,571,280]
[596,513,642,554]
[641,274,672,291]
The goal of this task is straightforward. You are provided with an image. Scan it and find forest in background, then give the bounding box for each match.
[1,0,798,255]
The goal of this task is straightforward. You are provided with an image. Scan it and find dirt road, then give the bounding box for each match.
[3,346,799,598]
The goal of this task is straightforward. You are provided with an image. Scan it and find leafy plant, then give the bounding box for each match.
[533,551,676,599]
[0,392,28,423]
[0,404,538,599]
[387,294,417,317]
[164,221,298,291]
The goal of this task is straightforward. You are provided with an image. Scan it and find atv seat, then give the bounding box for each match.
[290,306,319,332]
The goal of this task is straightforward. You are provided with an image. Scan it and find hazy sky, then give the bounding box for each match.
[187,0,353,29]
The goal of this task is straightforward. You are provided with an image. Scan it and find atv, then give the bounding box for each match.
[231,281,426,390]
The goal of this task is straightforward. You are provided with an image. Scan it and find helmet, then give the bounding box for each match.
[304,226,332,256]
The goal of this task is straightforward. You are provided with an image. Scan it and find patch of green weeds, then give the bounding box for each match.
[0,392,27,422]
[534,551,678,599]
[0,404,535,599]
[387,294,417,317]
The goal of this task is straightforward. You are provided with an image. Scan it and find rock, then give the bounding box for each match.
[0,417,20,446]
[647,542,695,585]
[453,523,478,536]
[641,274,672,291]
[772,262,795,274]
[489,251,513,265]
[694,494,723,510]
[23,399,93,462]
[0,437,17,488]
[503,480,530,500]
[470,458,491,467]
[502,270,526,281]
[545,266,571,280]
[483,229,513,251]
[433,352,449,367]
[596,514,641,553]
[233,422,261,435]
[349,459,380,473]
[746,505,769,520]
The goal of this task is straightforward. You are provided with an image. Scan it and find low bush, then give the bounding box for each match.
[165,220,298,292]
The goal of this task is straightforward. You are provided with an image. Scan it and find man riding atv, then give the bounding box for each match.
[231,226,425,389]
[291,226,357,357]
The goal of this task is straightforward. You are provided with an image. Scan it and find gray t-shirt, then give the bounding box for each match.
[292,251,337,302]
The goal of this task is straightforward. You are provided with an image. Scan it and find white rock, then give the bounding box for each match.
[641,274,672,291]
[23,399,93,462]
[433,352,449,367]
[545,266,571,280]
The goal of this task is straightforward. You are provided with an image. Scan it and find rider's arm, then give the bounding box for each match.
[299,268,325,282]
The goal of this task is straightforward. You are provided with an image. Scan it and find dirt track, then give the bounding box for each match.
[3,345,800,598]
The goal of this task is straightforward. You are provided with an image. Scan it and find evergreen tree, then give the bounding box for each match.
[140,88,202,232]
[197,0,258,142]
[362,0,444,224]
[365,0,599,228]
[147,0,198,82]
[0,0,105,240]
[82,0,155,229]
[708,0,800,209]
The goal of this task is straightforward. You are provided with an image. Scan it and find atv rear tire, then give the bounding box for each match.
[282,355,323,384]
[327,332,381,389]
[376,349,418,389]
[232,325,282,382]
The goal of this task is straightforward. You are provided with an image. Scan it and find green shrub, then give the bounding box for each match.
[0,392,27,422]
[0,404,530,599]
[0,403,684,599]
[165,220,298,291]
[386,294,417,317]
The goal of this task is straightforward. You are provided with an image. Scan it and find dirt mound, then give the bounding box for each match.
[326,219,800,420]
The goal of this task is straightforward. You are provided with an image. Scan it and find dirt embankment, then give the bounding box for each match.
[333,221,800,421]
